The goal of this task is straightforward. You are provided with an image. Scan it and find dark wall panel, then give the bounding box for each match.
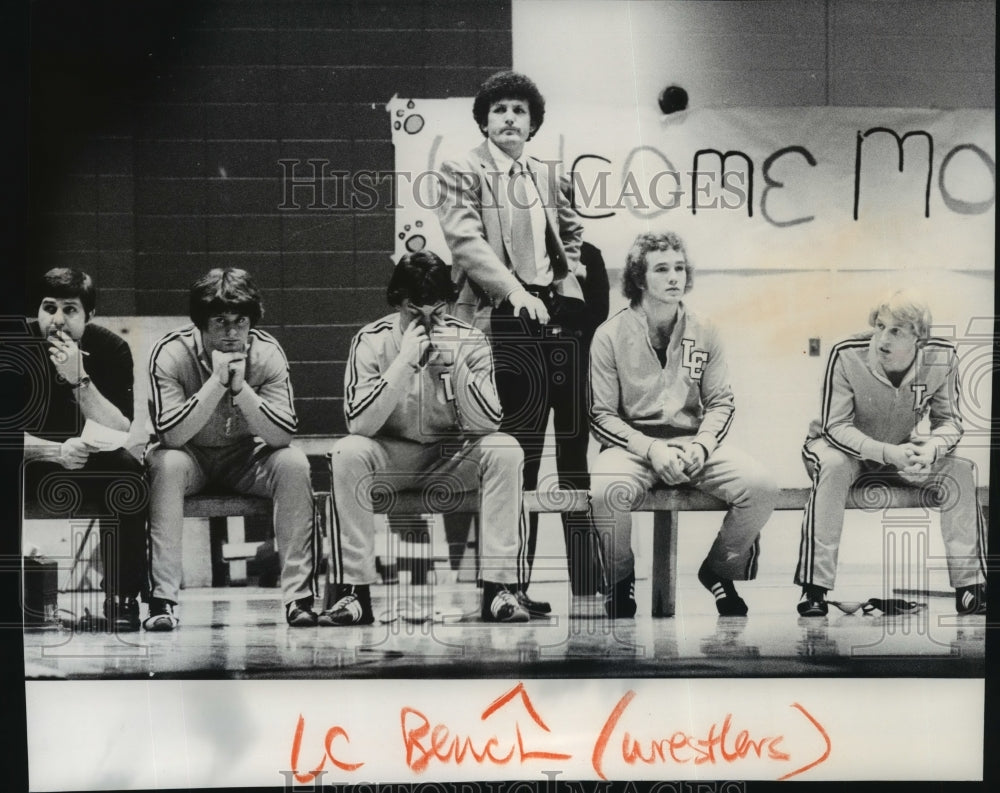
[28,0,514,436]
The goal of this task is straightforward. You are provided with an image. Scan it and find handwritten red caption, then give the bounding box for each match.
[591,690,831,781]
[290,682,831,782]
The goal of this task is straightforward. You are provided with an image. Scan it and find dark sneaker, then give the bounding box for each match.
[515,590,551,617]
[103,596,141,632]
[319,585,374,627]
[142,598,178,632]
[482,583,530,623]
[797,587,829,617]
[604,572,637,619]
[285,598,318,627]
[955,584,986,616]
[698,560,748,616]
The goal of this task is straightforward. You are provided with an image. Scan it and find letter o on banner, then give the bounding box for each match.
[938,143,996,215]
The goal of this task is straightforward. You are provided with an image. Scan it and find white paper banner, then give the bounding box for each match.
[387,98,994,273]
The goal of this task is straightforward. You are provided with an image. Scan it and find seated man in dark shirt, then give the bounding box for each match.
[22,268,148,631]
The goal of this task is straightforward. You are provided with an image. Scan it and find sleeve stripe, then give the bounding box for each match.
[469,381,502,422]
[467,338,502,422]
[710,406,735,443]
[346,380,388,421]
[821,430,861,457]
[940,350,962,454]
[344,320,394,414]
[155,396,199,432]
[819,340,868,458]
[148,327,197,432]
[249,328,291,368]
[590,412,631,449]
[260,401,298,432]
[250,328,299,431]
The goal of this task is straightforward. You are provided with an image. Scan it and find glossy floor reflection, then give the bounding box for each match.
[24,572,985,680]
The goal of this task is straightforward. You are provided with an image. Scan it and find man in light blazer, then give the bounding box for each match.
[435,71,599,612]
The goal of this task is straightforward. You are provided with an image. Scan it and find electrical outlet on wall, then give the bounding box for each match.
[809,338,821,357]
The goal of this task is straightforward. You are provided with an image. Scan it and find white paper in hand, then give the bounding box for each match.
[80,419,130,452]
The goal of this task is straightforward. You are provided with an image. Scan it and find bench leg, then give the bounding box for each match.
[208,517,230,587]
[651,511,679,618]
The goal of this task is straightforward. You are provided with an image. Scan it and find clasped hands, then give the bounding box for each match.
[884,440,938,478]
[211,350,247,394]
[648,440,707,485]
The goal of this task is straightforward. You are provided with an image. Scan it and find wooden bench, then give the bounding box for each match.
[185,492,332,587]
[30,477,988,614]
[183,494,274,586]
[369,483,990,618]
[22,494,283,589]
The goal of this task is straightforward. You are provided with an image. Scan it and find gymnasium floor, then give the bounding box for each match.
[22,511,986,680]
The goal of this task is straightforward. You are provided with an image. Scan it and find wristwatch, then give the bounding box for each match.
[69,375,92,390]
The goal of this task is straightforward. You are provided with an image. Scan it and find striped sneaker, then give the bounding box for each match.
[955,584,986,616]
[319,586,374,627]
[142,598,178,632]
[796,587,829,617]
[481,583,530,623]
[285,598,318,627]
[698,560,748,616]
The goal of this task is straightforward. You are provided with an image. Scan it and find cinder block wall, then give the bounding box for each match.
[29,0,512,436]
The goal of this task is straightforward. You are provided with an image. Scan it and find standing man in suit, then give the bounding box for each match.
[435,71,596,612]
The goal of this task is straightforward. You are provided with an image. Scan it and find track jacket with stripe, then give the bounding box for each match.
[344,314,502,441]
[148,324,298,448]
[589,304,735,460]
[805,332,963,462]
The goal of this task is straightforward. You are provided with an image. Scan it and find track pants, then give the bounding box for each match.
[795,437,987,589]
[590,444,777,587]
[146,439,317,606]
[328,433,524,586]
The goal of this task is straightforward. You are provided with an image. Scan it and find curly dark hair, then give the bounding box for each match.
[189,268,263,329]
[472,70,545,140]
[622,232,694,306]
[386,250,457,307]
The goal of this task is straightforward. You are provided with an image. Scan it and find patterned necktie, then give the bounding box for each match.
[509,161,537,283]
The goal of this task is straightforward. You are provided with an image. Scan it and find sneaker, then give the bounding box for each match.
[797,586,829,617]
[955,583,986,616]
[318,586,374,627]
[481,583,530,623]
[285,598,318,627]
[142,598,178,632]
[698,560,748,616]
[515,590,551,617]
[604,572,637,619]
[103,596,141,632]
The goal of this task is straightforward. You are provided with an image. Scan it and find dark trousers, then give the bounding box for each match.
[24,448,149,600]
[490,288,602,595]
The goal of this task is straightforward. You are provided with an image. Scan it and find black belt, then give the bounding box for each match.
[522,283,556,302]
